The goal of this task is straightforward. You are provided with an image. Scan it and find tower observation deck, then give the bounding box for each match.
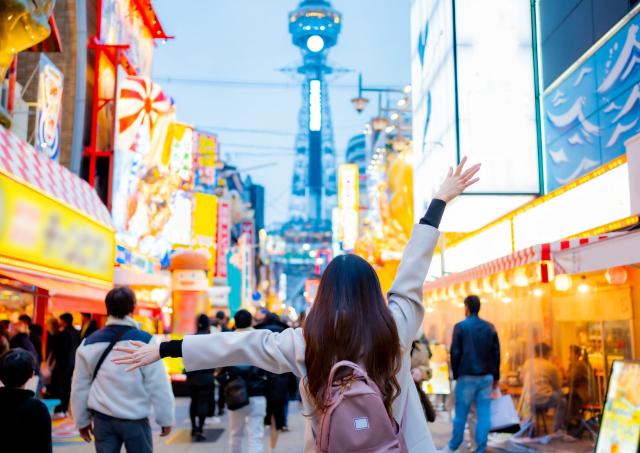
[288,0,341,222]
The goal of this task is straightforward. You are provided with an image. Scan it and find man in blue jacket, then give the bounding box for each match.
[441,295,501,453]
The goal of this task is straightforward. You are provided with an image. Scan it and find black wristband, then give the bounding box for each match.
[159,340,183,358]
[419,198,446,228]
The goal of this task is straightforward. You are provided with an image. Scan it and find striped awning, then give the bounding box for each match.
[0,126,112,227]
[423,233,622,291]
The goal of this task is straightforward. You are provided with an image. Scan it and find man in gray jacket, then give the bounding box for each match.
[71,287,174,453]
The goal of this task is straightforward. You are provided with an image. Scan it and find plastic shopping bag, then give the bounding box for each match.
[490,391,521,433]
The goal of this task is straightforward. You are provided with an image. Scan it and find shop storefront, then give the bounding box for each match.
[0,126,115,329]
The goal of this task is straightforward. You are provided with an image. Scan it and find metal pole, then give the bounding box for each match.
[70,0,88,175]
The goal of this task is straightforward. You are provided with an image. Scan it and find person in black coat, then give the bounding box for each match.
[79,313,98,340]
[51,313,80,414]
[0,348,52,453]
[255,312,295,441]
[186,314,216,441]
[18,314,43,363]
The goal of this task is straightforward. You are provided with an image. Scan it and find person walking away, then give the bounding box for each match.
[18,314,43,363]
[217,309,268,453]
[9,320,40,365]
[441,295,501,453]
[70,287,174,453]
[256,311,294,441]
[113,158,481,453]
[187,314,216,442]
[80,313,99,341]
[0,348,52,452]
[51,313,80,415]
[521,342,566,433]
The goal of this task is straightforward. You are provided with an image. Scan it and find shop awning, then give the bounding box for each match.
[0,268,109,314]
[553,229,640,275]
[423,232,624,291]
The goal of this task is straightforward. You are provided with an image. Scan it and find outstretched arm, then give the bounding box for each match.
[388,157,480,349]
[113,328,307,378]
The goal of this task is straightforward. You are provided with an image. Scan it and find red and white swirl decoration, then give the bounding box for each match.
[116,76,171,152]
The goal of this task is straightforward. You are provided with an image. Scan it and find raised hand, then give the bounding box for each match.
[434,156,481,203]
[112,340,161,372]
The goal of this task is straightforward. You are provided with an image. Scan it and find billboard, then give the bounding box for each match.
[411,0,458,218]
[454,0,539,194]
[112,75,194,260]
[543,10,640,191]
[35,55,63,161]
[411,0,538,231]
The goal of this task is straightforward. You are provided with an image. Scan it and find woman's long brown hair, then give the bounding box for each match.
[303,254,401,416]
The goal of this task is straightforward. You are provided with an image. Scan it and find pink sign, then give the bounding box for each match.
[215,201,231,278]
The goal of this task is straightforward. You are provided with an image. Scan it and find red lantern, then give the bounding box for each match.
[605,267,627,285]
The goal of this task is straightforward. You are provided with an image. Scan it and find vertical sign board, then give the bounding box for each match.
[215,200,231,278]
[338,164,359,251]
[194,131,218,194]
[35,55,64,161]
[241,221,255,306]
[192,192,218,282]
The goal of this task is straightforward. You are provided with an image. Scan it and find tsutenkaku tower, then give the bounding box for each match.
[288,0,341,222]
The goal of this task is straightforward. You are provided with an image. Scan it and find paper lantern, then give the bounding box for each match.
[605,267,627,285]
[482,276,494,294]
[513,268,529,287]
[554,274,573,292]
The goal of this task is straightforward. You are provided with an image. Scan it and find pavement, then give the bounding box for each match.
[53,399,596,453]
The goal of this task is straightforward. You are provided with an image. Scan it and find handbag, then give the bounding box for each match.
[490,390,521,433]
[224,376,250,410]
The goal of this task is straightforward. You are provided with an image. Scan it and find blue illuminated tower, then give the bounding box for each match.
[288,0,341,222]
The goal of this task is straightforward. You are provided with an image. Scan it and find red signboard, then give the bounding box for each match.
[215,200,231,278]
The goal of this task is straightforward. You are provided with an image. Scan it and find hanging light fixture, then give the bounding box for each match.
[554,274,573,292]
[371,116,389,131]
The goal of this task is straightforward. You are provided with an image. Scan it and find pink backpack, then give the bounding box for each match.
[314,361,408,453]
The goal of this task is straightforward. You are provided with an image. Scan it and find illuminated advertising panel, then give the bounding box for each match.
[112,75,194,260]
[513,163,631,250]
[215,200,231,278]
[411,0,458,218]
[35,55,63,161]
[193,131,218,194]
[543,10,640,191]
[100,0,154,76]
[338,164,358,251]
[309,79,322,132]
[0,174,114,282]
[454,0,539,194]
[595,361,640,453]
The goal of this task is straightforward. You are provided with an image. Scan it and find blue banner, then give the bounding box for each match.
[544,12,640,191]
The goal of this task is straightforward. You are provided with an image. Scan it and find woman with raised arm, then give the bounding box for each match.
[114,159,480,453]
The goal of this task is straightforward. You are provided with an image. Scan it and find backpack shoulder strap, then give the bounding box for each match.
[326,360,368,386]
[91,326,134,383]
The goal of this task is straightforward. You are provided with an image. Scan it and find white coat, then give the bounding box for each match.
[183,224,439,452]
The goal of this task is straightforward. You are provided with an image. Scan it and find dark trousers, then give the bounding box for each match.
[92,411,153,453]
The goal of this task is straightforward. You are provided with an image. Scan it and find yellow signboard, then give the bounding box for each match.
[192,192,218,280]
[0,173,115,282]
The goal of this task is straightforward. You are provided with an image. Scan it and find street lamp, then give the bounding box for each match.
[350,73,403,114]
